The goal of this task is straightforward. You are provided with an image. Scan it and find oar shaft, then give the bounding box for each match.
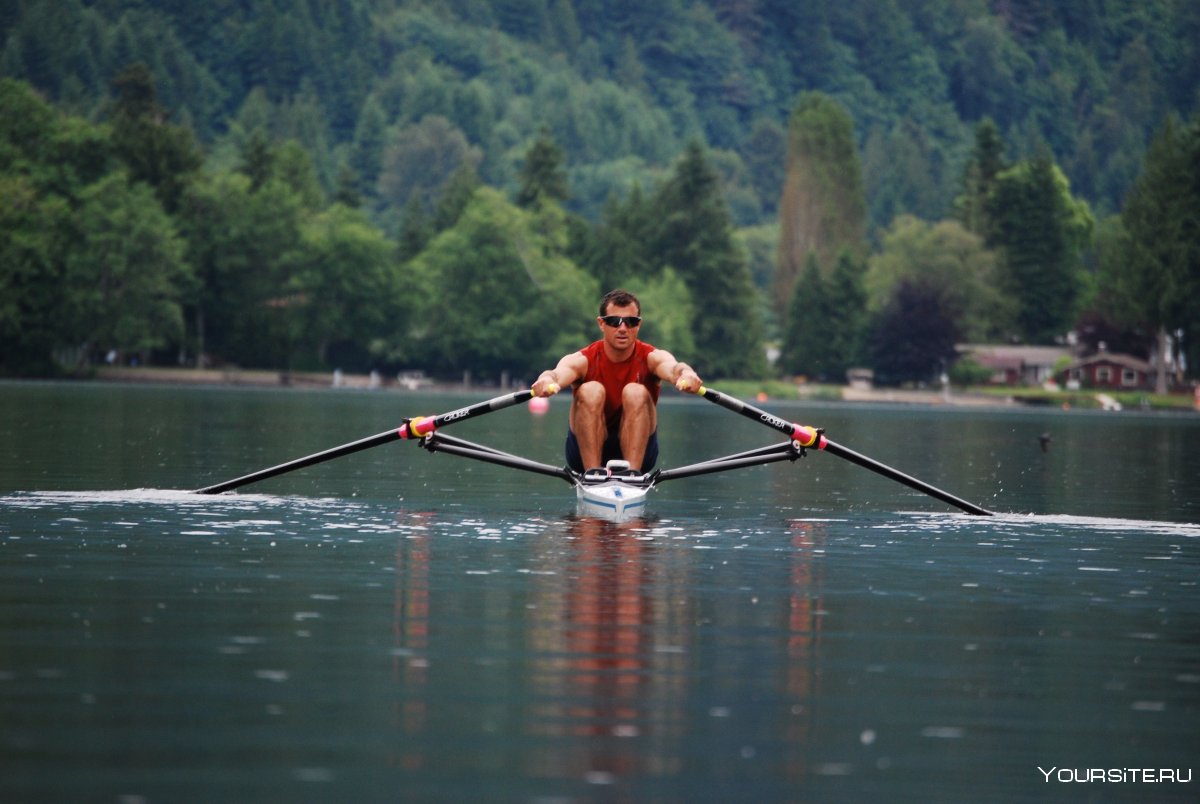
[196,389,535,494]
[698,387,992,516]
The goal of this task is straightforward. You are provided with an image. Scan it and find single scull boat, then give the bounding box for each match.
[196,387,993,519]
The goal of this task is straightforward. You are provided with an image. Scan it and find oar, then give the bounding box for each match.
[698,387,993,516]
[196,389,535,494]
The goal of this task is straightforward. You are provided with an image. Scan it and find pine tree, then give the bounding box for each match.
[1114,115,1200,387]
[108,63,202,214]
[516,127,568,208]
[957,118,1007,239]
[824,249,867,377]
[990,148,1093,343]
[779,253,830,378]
[651,142,765,378]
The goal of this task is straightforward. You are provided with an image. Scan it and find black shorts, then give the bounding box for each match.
[565,428,658,473]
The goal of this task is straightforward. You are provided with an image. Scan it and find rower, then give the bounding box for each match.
[531,289,703,478]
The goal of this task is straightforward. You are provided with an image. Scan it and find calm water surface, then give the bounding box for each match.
[1,382,1197,802]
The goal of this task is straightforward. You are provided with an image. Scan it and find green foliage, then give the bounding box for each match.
[824,250,869,375]
[868,280,959,386]
[292,204,400,368]
[3,0,1196,231]
[1107,114,1200,379]
[776,92,867,313]
[866,215,1011,342]
[650,143,766,379]
[64,173,190,357]
[947,357,993,387]
[377,115,482,221]
[779,250,867,381]
[621,267,696,358]
[779,253,831,379]
[0,175,71,374]
[405,187,598,378]
[108,63,203,214]
[989,150,1094,343]
[3,0,1199,382]
[955,118,1008,237]
[516,127,568,208]
[177,170,306,368]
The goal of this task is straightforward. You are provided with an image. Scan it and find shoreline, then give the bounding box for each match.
[83,365,1012,408]
[16,366,1188,411]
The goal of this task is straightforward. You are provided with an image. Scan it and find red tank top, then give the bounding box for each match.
[578,339,660,427]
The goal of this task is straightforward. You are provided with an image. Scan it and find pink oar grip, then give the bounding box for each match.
[791,425,826,449]
[398,416,435,440]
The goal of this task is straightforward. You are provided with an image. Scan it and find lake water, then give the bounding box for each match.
[1,381,1197,802]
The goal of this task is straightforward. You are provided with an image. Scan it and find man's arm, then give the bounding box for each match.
[532,351,588,397]
[648,349,702,394]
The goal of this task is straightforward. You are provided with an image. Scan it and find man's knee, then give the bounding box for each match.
[572,381,606,423]
[621,383,652,409]
[576,381,606,406]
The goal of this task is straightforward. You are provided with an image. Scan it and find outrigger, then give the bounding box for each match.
[197,388,993,519]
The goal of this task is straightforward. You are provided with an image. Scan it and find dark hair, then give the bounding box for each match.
[599,288,640,316]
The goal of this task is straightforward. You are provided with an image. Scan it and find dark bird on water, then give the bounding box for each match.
[1039,432,1052,453]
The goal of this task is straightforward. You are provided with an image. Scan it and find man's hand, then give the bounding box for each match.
[532,372,561,397]
[673,364,702,394]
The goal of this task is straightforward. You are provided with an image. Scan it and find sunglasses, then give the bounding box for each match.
[600,315,642,328]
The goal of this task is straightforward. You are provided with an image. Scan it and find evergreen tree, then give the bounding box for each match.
[431,164,482,233]
[824,249,868,377]
[989,148,1093,343]
[575,184,656,291]
[1109,115,1200,387]
[108,63,202,214]
[238,128,275,191]
[779,253,830,378]
[516,127,568,208]
[956,118,1007,238]
[651,142,765,378]
[349,95,387,201]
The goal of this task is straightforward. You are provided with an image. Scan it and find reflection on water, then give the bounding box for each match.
[379,508,831,792]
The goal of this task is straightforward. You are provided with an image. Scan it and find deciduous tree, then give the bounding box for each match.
[776,93,866,313]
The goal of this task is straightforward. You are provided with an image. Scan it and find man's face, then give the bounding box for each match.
[597,302,642,351]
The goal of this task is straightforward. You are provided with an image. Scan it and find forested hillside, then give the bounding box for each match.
[2,0,1198,383]
[4,0,1196,225]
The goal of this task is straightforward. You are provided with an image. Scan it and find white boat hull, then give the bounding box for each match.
[575,479,650,521]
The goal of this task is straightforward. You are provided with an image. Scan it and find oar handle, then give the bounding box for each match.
[698,387,826,448]
[399,389,534,439]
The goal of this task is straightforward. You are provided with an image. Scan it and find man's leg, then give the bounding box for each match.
[618,384,657,471]
[569,381,607,470]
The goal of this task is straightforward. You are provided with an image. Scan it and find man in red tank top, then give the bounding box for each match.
[531,289,702,474]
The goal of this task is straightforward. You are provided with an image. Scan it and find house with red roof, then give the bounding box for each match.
[1057,351,1155,391]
